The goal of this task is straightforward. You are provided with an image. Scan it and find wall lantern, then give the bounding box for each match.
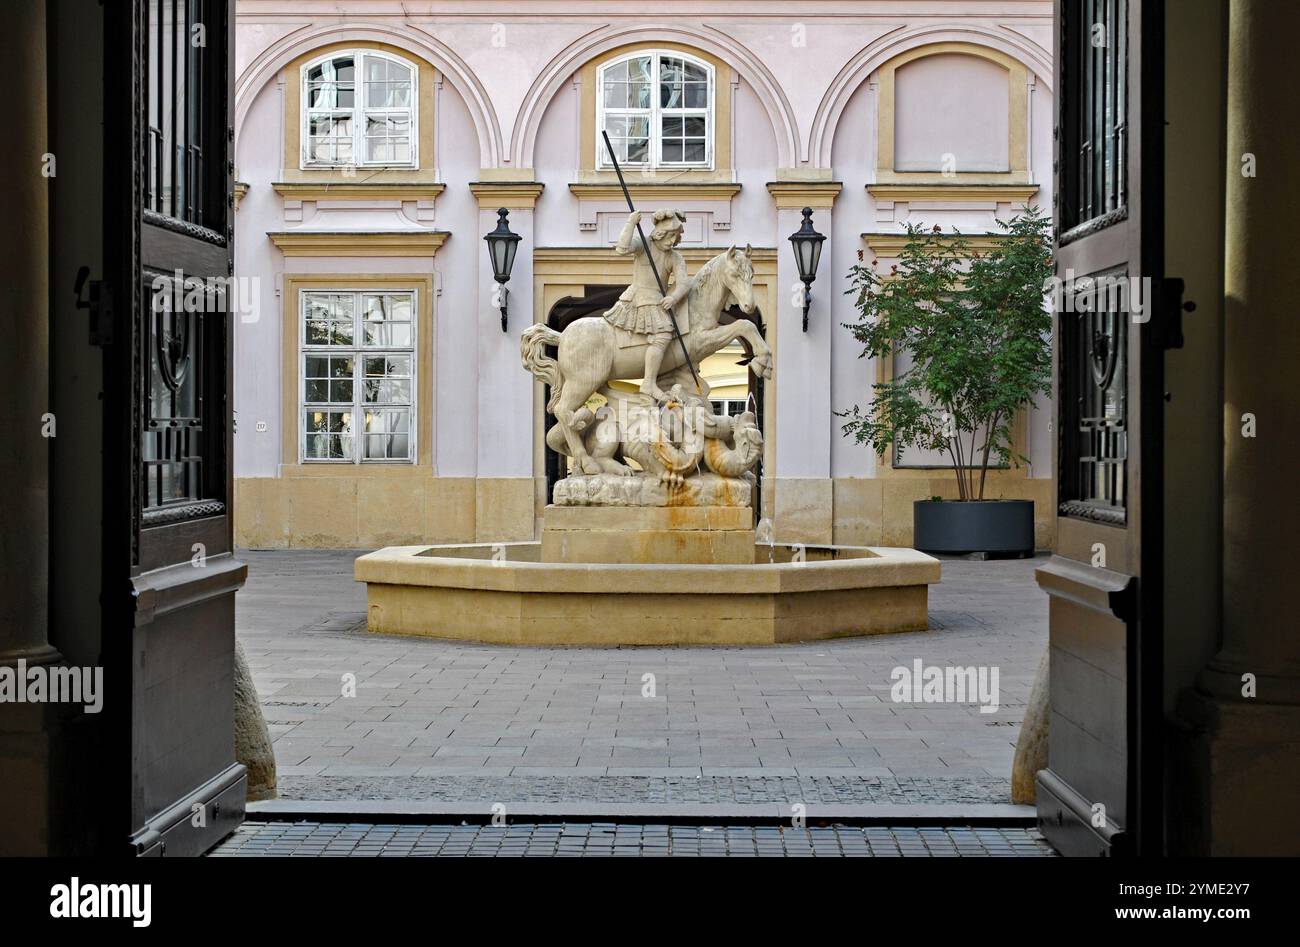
[484,207,521,332]
[788,206,825,332]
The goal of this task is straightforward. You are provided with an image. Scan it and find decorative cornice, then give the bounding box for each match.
[862,232,1012,255]
[533,245,776,277]
[568,182,742,203]
[867,183,1040,204]
[271,181,446,202]
[267,230,450,257]
[143,209,227,246]
[233,181,250,209]
[469,181,546,208]
[765,181,843,209]
[141,500,227,526]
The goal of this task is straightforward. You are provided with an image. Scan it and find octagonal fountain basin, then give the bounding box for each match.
[355,542,940,646]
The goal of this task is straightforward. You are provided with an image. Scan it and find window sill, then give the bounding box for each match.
[268,230,450,257]
[282,463,428,477]
[572,167,734,186]
[279,167,441,186]
[861,231,1014,256]
[867,182,1040,204]
[568,180,741,202]
[872,170,1035,187]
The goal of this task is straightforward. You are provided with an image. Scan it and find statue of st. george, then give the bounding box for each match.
[520,208,773,501]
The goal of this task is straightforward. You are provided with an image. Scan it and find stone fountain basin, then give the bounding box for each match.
[355,543,940,646]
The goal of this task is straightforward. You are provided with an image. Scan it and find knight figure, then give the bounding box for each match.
[602,208,689,404]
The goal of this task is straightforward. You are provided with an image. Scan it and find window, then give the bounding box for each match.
[710,399,750,418]
[1059,271,1127,523]
[1061,0,1128,235]
[597,51,712,169]
[147,0,219,224]
[302,50,416,168]
[143,270,217,512]
[300,290,416,463]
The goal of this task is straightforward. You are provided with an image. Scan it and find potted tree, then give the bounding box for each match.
[839,208,1052,555]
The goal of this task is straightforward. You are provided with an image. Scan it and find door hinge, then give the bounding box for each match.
[1154,276,1196,350]
[74,266,114,346]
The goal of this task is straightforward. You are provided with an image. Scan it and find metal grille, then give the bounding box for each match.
[142,275,206,510]
[1061,0,1127,238]
[1060,284,1127,523]
[147,0,207,224]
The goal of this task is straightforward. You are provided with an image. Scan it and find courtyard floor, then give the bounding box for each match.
[238,549,1048,808]
[211,820,1054,857]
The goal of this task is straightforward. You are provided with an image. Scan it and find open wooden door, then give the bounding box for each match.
[1036,0,1175,856]
[102,0,246,856]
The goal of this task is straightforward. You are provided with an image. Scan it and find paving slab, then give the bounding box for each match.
[236,549,1047,807]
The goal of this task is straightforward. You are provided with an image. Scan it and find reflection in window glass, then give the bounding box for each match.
[598,51,711,169]
[301,290,416,463]
[304,51,415,168]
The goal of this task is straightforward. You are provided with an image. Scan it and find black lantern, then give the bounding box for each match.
[484,207,521,332]
[788,206,825,332]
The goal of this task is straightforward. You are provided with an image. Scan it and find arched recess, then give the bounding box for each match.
[235,22,503,168]
[512,24,798,171]
[810,25,1052,169]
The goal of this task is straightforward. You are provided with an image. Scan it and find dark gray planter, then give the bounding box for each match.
[913,499,1035,555]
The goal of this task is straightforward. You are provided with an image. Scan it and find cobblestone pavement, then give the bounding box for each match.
[238,549,1047,805]
[269,773,1011,805]
[210,821,1056,857]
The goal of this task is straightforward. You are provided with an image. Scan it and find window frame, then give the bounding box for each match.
[595,50,714,171]
[299,48,420,170]
[298,287,418,465]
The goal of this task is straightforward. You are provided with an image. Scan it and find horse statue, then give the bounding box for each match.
[521,240,772,490]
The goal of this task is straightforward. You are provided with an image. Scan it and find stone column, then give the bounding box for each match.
[1174,0,1300,855]
[470,178,545,542]
[0,0,62,856]
[766,181,842,546]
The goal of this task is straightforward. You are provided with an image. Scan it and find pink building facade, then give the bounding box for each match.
[232,0,1056,549]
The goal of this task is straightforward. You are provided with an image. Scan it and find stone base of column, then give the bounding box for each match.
[1169,688,1300,856]
[0,701,66,856]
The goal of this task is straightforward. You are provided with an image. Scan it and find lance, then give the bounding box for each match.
[600,130,701,393]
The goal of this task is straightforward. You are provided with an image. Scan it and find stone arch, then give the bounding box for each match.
[234,22,504,168]
[511,24,798,170]
[810,24,1052,168]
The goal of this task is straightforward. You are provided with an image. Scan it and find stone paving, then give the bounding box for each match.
[210,820,1056,857]
[237,549,1048,805]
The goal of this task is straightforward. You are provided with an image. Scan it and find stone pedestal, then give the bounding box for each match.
[541,505,756,565]
[552,472,753,509]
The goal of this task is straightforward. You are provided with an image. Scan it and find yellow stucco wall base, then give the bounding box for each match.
[235,475,1055,550]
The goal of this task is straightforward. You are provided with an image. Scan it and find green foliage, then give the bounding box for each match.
[838,208,1053,500]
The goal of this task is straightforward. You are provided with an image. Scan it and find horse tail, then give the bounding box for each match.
[520,324,564,411]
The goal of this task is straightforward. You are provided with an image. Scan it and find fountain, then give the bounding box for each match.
[355,214,939,646]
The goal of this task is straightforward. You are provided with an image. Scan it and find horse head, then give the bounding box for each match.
[722,244,756,314]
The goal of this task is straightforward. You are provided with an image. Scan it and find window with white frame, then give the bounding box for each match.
[301,290,415,463]
[302,50,416,168]
[597,51,713,169]
[709,398,751,419]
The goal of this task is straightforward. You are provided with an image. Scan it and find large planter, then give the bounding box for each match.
[913,499,1034,556]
